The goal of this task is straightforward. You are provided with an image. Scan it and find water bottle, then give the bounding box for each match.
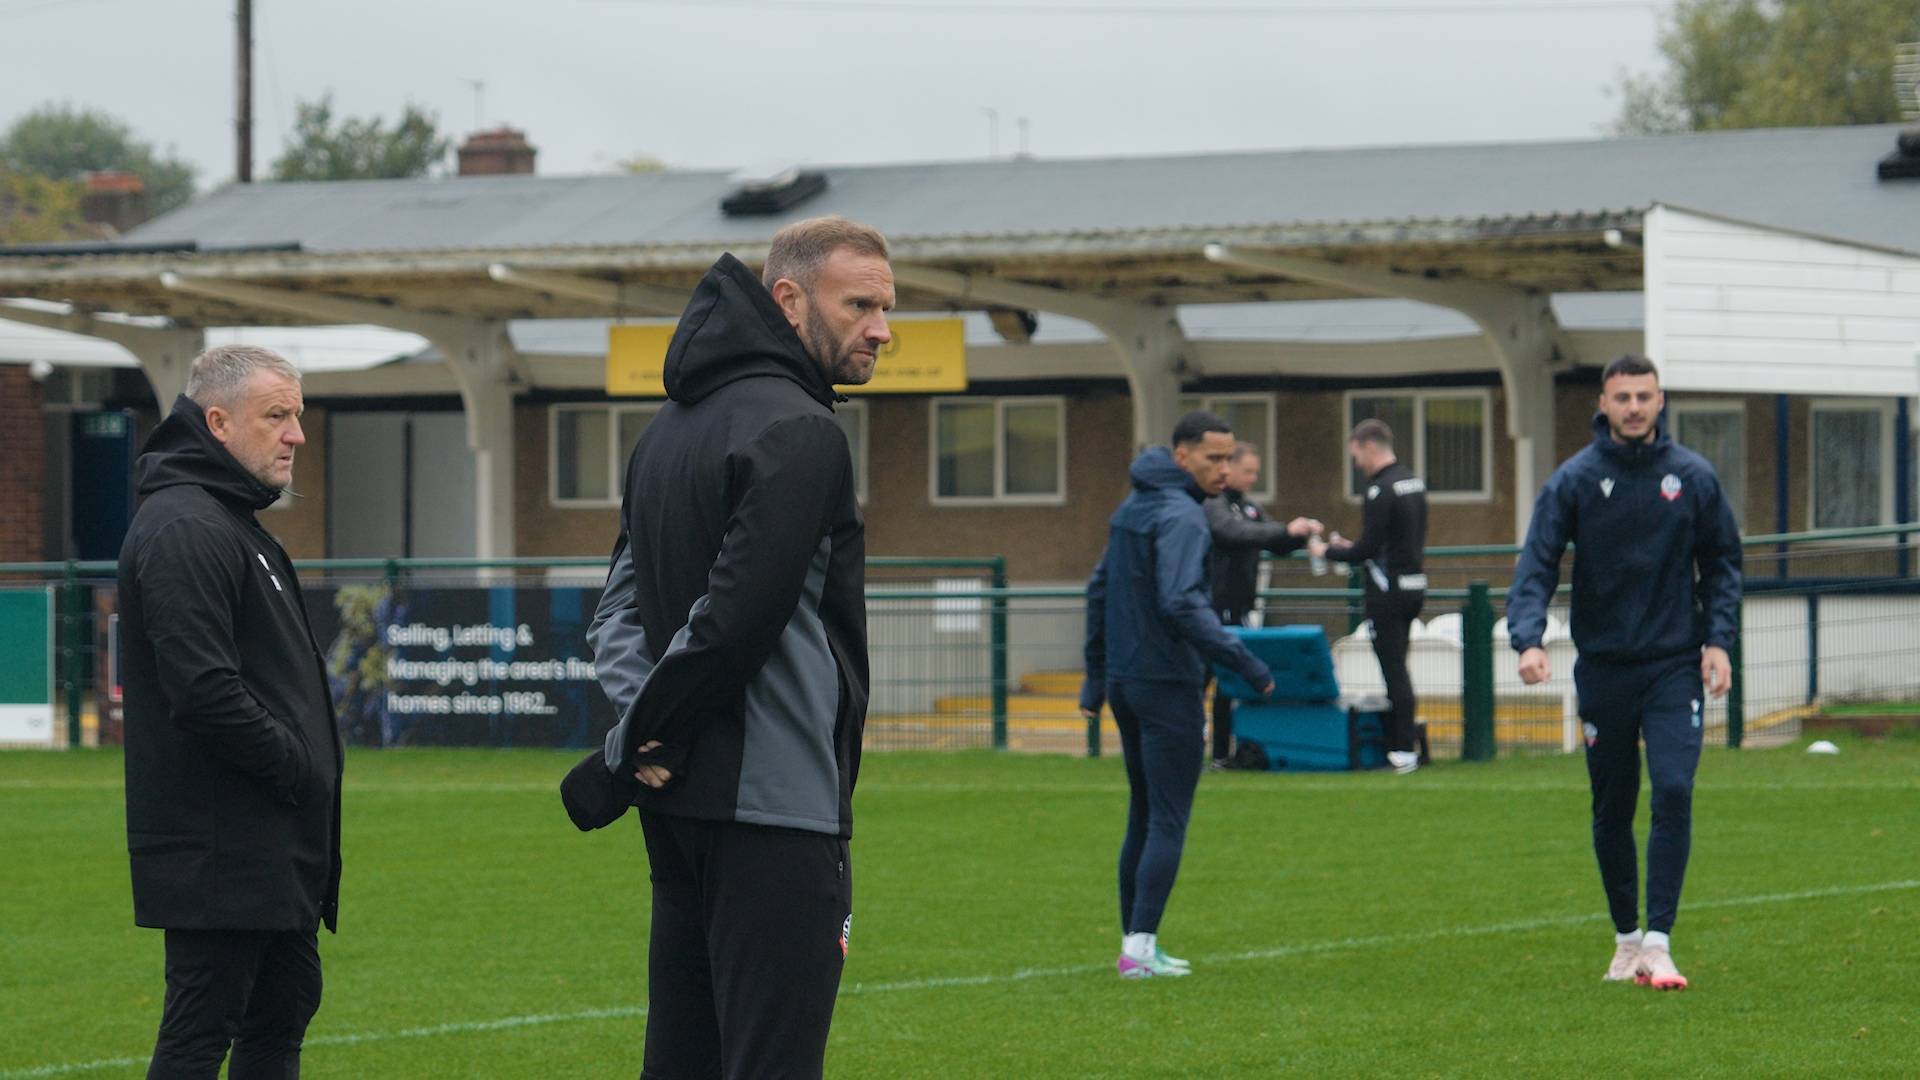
[1310,533,1328,577]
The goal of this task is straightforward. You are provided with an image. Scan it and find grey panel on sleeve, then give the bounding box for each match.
[604,599,700,767]
[734,536,841,832]
[588,541,650,719]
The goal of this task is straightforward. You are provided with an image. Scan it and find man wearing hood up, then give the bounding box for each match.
[578,216,880,1079]
[117,344,342,1078]
[1080,411,1275,978]
[1508,353,1741,993]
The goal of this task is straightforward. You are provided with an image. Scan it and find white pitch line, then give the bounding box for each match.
[6,879,1915,1079]
[0,1006,648,1079]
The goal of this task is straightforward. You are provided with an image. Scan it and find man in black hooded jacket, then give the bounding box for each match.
[118,344,342,1079]
[583,216,880,1080]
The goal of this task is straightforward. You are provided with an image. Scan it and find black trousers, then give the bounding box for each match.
[1366,589,1425,754]
[1575,652,1704,936]
[147,928,322,1080]
[1111,680,1206,936]
[1210,609,1247,760]
[639,812,852,1080]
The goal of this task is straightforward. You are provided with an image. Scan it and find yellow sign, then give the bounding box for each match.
[606,324,675,397]
[605,318,967,396]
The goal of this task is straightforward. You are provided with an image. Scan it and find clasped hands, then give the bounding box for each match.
[633,741,673,788]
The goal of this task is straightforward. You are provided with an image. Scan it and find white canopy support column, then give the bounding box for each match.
[890,264,1196,452]
[1204,245,1575,539]
[0,305,203,407]
[158,273,523,560]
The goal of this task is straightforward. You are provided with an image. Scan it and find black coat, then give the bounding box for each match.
[118,396,343,932]
[1204,487,1304,624]
[1326,460,1429,598]
[589,253,868,838]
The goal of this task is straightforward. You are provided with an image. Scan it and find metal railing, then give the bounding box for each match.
[7,524,1919,756]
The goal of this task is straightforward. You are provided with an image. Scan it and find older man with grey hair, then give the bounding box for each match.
[118,344,344,1079]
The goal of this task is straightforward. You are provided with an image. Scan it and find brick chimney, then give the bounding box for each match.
[80,171,149,234]
[457,127,537,176]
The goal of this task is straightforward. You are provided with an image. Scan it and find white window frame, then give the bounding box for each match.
[1668,398,1746,530]
[927,396,1069,506]
[836,399,869,505]
[548,403,662,508]
[550,401,871,509]
[1341,388,1493,504]
[1807,398,1897,530]
[1180,393,1275,502]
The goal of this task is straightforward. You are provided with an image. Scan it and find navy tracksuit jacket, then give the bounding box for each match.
[1509,412,1742,935]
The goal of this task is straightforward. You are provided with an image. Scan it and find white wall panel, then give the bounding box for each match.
[1645,204,1920,397]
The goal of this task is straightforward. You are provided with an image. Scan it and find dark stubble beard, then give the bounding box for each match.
[802,292,872,385]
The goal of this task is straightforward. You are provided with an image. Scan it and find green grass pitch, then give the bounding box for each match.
[2,732,1915,1079]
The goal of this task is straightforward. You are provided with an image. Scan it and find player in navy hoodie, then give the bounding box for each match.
[1081,412,1273,978]
[1508,354,1741,991]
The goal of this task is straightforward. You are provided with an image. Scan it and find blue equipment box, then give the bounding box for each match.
[1215,625,1341,702]
[1233,702,1389,773]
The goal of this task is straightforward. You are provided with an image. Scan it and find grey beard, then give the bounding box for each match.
[804,301,867,385]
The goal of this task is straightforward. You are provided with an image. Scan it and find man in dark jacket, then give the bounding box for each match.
[1508,354,1740,992]
[584,216,877,1079]
[1310,418,1429,773]
[1205,441,1321,764]
[1080,412,1274,978]
[118,344,343,1079]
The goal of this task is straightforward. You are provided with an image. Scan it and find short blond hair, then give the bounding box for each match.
[185,344,301,411]
[761,215,889,293]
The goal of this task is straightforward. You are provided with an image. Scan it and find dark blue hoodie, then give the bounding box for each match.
[1508,412,1742,663]
[1081,446,1270,713]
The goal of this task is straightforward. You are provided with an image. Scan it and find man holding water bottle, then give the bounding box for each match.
[1309,418,1429,773]
[1204,442,1320,766]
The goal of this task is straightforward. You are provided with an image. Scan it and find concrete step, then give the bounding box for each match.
[933,694,1090,717]
[1019,671,1087,696]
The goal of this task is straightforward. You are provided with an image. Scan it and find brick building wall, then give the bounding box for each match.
[0,366,45,562]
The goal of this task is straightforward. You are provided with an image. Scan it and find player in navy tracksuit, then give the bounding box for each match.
[1081,412,1274,978]
[1507,354,1741,991]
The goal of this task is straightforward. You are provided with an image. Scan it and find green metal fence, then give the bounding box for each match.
[6,524,1918,756]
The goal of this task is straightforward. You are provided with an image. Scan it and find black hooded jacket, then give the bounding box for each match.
[118,395,343,932]
[588,254,867,838]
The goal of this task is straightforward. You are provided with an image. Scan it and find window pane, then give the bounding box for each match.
[1179,396,1201,415]
[936,402,995,498]
[834,405,865,499]
[1003,402,1061,496]
[1674,409,1745,529]
[556,409,611,501]
[1812,409,1883,528]
[1217,400,1269,459]
[1424,396,1485,493]
[1348,395,1415,495]
[616,408,657,493]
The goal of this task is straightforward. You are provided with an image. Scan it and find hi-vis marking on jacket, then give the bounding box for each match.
[1392,478,1426,496]
[1367,485,1380,499]
[1661,474,1683,501]
[1600,478,1615,498]
[255,552,283,592]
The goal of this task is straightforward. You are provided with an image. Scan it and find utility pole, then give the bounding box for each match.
[236,0,253,183]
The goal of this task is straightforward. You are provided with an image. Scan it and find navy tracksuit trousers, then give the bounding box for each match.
[1575,652,1705,936]
[1110,679,1206,936]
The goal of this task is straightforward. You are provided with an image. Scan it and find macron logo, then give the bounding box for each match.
[1599,478,1615,498]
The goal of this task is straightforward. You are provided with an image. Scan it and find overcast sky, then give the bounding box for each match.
[1,0,1669,186]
